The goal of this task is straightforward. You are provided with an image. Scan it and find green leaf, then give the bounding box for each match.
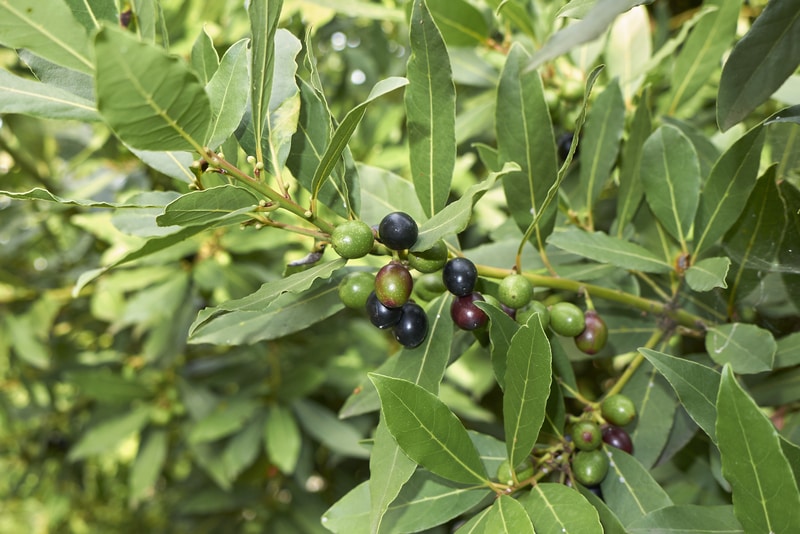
[579,78,625,215]
[188,272,345,345]
[65,368,153,404]
[601,447,672,526]
[577,483,628,534]
[370,374,489,485]
[685,257,730,291]
[406,0,455,217]
[264,405,301,474]
[156,185,258,228]
[480,495,535,533]
[716,365,800,533]
[68,405,152,460]
[605,6,651,104]
[717,0,800,131]
[0,187,165,208]
[640,124,701,247]
[0,0,93,74]
[498,44,558,243]
[775,331,800,369]
[547,230,673,273]
[412,162,519,251]
[188,397,260,444]
[503,314,552,467]
[627,504,743,533]
[369,417,416,533]
[640,348,720,443]
[664,0,739,116]
[94,26,211,151]
[706,323,777,374]
[427,0,489,47]
[520,483,603,534]
[190,26,219,85]
[248,0,284,163]
[662,116,721,179]
[623,362,676,469]
[64,0,118,32]
[205,39,250,149]
[455,506,492,533]
[0,68,98,121]
[616,86,652,237]
[475,301,519,391]
[129,148,195,183]
[293,399,369,459]
[221,416,263,481]
[310,77,408,208]
[357,163,426,225]
[129,429,168,503]
[525,0,649,72]
[693,126,766,257]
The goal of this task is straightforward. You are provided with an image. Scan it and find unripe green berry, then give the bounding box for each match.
[338,271,375,309]
[570,420,602,451]
[601,394,637,426]
[572,449,609,486]
[549,302,585,337]
[495,457,535,485]
[497,274,533,309]
[517,300,550,328]
[407,240,448,273]
[330,220,374,259]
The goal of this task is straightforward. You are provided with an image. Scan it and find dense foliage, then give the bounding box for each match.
[1,0,799,532]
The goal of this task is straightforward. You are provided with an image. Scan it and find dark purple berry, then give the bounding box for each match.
[602,425,633,454]
[443,257,478,297]
[574,310,608,355]
[451,292,489,331]
[393,302,428,348]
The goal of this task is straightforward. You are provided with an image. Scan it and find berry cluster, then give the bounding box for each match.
[568,394,636,488]
[519,299,608,355]
[336,212,444,349]
[443,257,490,331]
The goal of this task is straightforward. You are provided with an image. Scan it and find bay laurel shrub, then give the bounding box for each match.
[0,0,799,532]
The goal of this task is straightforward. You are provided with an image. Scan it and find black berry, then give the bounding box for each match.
[366,291,402,329]
[393,302,428,348]
[378,212,418,250]
[443,257,478,297]
[602,425,633,454]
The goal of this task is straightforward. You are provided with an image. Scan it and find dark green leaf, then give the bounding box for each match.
[640,348,720,443]
[68,405,152,460]
[248,0,284,163]
[627,504,743,533]
[706,323,776,374]
[716,365,800,532]
[221,417,263,481]
[717,0,800,131]
[547,230,673,273]
[370,374,489,485]
[775,331,800,369]
[94,26,211,151]
[205,39,250,149]
[504,314,552,467]
[156,185,258,227]
[481,495,535,533]
[616,86,652,236]
[65,369,153,404]
[0,68,98,121]
[661,116,721,178]
[579,78,625,216]
[475,301,519,390]
[264,405,301,474]
[520,483,602,534]
[577,483,628,534]
[640,124,701,247]
[498,44,558,243]
[601,447,672,526]
[694,126,765,257]
[406,0,455,217]
[685,257,730,292]
[188,397,260,444]
[623,362,676,469]
[0,0,93,74]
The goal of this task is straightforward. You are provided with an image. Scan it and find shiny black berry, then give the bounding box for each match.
[393,302,428,348]
[451,292,489,330]
[366,291,402,329]
[378,212,418,251]
[443,257,478,297]
[602,425,633,454]
[557,132,576,162]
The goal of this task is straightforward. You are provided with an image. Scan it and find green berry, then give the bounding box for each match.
[549,302,585,337]
[330,220,374,259]
[414,273,447,301]
[572,449,609,486]
[495,457,535,485]
[570,420,602,451]
[601,394,637,426]
[516,300,550,328]
[374,262,413,309]
[407,239,448,273]
[497,274,533,309]
[338,271,375,309]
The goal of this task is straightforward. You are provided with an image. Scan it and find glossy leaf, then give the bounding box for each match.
[706,323,776,374]
[248,0,283,163]
[369,417,416,533]
[264,30,302,178]
[616,86,652,237]
[503,314,552,467]
[311,77,409,208]
[716,365,800,533]
[685,257,730,291]
[205,39,250,149]
[370,374,489,485]
[601,447,672,526]
[480,495,535,533]
[475,301,520,391]
[0,68,98,121]
[0,0,93,74]
[129,429,168,502]
[68,405,152,460]
[547,230,673,273]
[520,483,602,534]
[294,399,369,459]
[664,0,739,115]
[627,505,743,533]
[264,405,301,474]
[693,126,765,257]
[623,362,676,469]
[717,0,800,131]
[640,124,701,246]
[94,26,211,151]
[156,185,257,227]
[412,162,519,251]
[406,0,455,217]
[577,483,628,534]
[579,79,625,216]
[188,273,344,345]
[640,348,720,443]
[662,116,721,179]
[498,44,558,243]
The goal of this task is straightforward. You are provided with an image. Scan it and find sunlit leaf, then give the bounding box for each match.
[627,504,743,533]
[205,39,250,149]
[520,483,602,533]
[0,68,98,121]
[264,405,301,474]
[706,323,776,374]
[547,229,673,273]
[685,257,730,291]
